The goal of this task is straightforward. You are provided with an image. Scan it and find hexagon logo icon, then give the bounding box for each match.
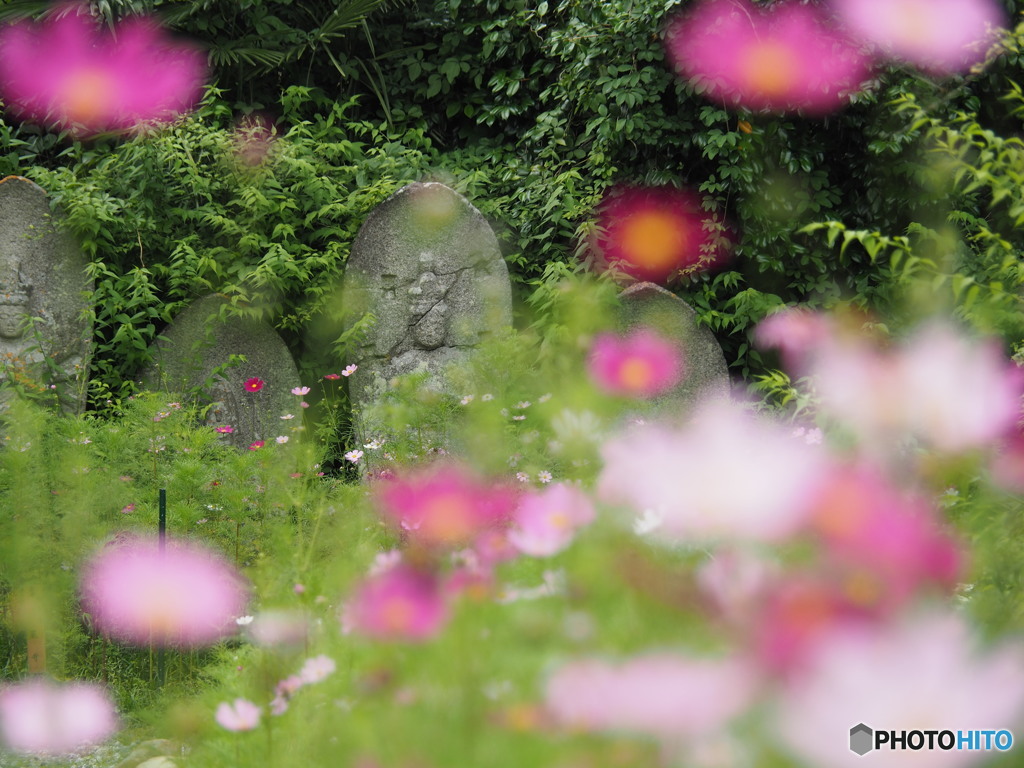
[850,723,874,756]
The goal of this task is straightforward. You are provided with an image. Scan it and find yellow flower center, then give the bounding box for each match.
[58,68,115,128]
[618,357,655,393]
[618,211,688,272]
[739,40,801,99]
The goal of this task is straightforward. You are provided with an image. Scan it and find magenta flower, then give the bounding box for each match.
[0,679,118,756]
[343,563,449,642]
[80,538,248,647]
[508,483,595,557]
[374,464,517,548]
[215,699,260,732]
[754,307,834,373]
[546,653,757,738]
[323,373,341,380]
[594,185,727,283]
[248,441,264,451]
[0,5,205,136]
[588,328,684,398]
[832,0,1005,75]
[666,0,870,114]
[243,377,265,392]
[215,425,234,434]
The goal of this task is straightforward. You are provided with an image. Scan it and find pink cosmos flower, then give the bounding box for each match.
[215,699,260,732]
[0,679,118,756]
[323,373,341,380]
[598,400,825,543]
[774,611,1024,768]
[343,563,449,642]
[545,653,757,738]
[248,441,264,451]
[832,0,1005,75]
[0,5,205,136]
[665,0,870,114]
[342,365,358,377]
[588,328,684,398]
[80,537,248,647]
[753,307,834,373]
[291,386,310,396]
[508,483,595,557]
[215,425,234,434]
[814,322,1023,454]
[374,464,517,548]
[244,377,265,392]
[594,185,727,283]
[299,655,336,685]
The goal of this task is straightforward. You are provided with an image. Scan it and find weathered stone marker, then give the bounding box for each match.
[0,175,92,413]
[341,182,513,411]
[141,295,300,447]
[617,281,729,415]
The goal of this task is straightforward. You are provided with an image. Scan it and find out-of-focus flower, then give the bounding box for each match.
[80,538,248,647]
[538,470,553,484]
[291,386,310,396]
[299,655,336,685]
[697,548,778,625]
[215,699,260,732]
[323,373,341,380]
[546,653,756,738]
[666,0,869,114]
[814,322,1022,454]
[588,328,684,398]
[509,483,595,557]
[753,307,834,372]
[832,0,1005,75]
[516,472,530,483]
[275,435,289,444]
[120,503,135,515]
[245,610,309,647]
[248,441,264,451]
[598,400,824,543]
[374,464,517,548]
[0,679,118,756]
[244,378,264,392]
[215,425,234,434]
[345,449,363,463]
[342,365,358,377]
[594,185,727,282]
[774,611,1024,767]
[232,113,277,167]
[0,5,205,136]
[343,563,448,642]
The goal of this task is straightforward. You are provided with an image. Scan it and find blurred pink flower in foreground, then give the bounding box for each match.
[594,185,727,283]
[774,611,1024,767]
[343,563,448,642]
[374,464,517,548]
[754,307,834,372]
[666,0,869,114]
[508,483,595,557]
[299,654,336,684]
[546,653,756,738]
[599,400,825,543]
[244,610,309,647]
[832,0,1005,75]
[0,679,117,756]
[215,698,260,732]
[814,322,1022,453]
[232,114,277,167]
[81,538,248,647]
[588,329,684,398]
[0,4,205,135]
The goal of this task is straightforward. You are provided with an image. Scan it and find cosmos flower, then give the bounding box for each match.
[245,610,309,647]
[373,464,517,548]
[665,0,870,114]
[0,4,205,136]
[831,0,1005,75]
[343,563,449,642]
[0,679,118,756]
[588,328,684,398]
[215,699,261,732]
[508,483,595,557]
[774,610,1024,768]
[244,378,264,392]
[215,425,234,434]
[594,185,727,283]
[298,655,336,685]
[323,373,341,380]
[248,441,264,451]
[291,386,310,396]
[545,653,757,738]
[342,365,358,377]
[80,538,248,647]
[598,400,825,543]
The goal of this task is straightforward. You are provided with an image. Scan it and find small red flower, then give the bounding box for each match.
[244,378,265,393]
[248,441,265,451]
[323,373,341,381]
